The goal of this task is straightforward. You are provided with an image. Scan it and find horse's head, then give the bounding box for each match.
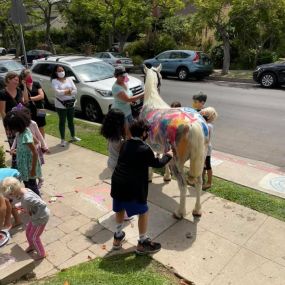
[143,64,162,92]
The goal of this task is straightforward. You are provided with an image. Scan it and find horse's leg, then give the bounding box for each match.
[148,167,153,183]
[163,163,171,182]
[192,175,202,217]
[171,161,187,219]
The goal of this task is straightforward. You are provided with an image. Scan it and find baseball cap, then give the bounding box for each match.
[114,66,128,77]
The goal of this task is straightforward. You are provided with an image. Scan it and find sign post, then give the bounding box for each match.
[10,0,28,67]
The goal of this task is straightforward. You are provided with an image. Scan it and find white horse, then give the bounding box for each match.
[140,65,209,218]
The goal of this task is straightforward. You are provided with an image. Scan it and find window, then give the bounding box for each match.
[157,52,170,60]
[170,52,181,59]
[32,63,54,77]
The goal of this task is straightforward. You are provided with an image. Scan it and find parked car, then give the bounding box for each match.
[21,49,53,65]
[7,48,17,55]
[0,48,7,56]
[31,56,144,122]
[0,60,25,89]
[253,61,285,88]
[94,52,134,71]
[143,50,213,81]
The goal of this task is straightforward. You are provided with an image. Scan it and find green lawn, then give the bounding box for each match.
[32,253,181,285]
[45,111,285,222]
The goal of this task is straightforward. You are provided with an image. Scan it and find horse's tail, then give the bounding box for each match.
[189,122,206,178]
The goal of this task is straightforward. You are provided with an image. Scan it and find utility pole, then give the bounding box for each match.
[10,0,28,67]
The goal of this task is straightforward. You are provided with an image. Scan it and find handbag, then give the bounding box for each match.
[57,98,76,108]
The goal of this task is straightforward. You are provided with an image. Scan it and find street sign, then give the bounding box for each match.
[10,0,28,24]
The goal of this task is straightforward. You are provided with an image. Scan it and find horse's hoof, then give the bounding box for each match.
[192,210,202,217]
[172,213,183,220]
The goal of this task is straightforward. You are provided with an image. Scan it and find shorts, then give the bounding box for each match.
[125,114,134,125]
[34,115,46,128]
[113,199,148,217]
[204,156,212,170]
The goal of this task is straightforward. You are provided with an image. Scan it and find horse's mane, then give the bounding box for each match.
[143,67,170,109]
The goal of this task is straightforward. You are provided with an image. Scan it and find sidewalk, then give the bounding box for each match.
[1,123,285,285]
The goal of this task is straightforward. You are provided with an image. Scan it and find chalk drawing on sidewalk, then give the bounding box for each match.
[211,158,223,167]
[269,177,285,193]
[259,173,285,195]
[0,254,16,271]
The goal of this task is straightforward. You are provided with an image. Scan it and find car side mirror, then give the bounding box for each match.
[0,67,8,73]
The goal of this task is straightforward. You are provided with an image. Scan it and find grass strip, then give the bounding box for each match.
[45,111,285,222]
[32,253,181,285]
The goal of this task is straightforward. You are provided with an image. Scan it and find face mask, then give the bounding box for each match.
[26,76,33,85]
[57,71,65,78]
[124,76,129,83]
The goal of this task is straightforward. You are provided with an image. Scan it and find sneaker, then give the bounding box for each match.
[70,136,81,142]
[112,231,125,250]
[60,140,67,147]
[136,238,161,255]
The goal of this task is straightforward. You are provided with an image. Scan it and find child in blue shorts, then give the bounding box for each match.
[111,119,173,255]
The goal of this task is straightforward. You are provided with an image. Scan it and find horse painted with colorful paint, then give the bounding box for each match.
[140,65,209,218]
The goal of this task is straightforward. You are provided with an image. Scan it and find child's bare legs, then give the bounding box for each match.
[138,212,148,238]
[203,169,213,190]
[113,210,125,249]
[3,199,12,229]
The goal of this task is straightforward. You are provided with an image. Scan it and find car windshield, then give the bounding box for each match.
[0,61,23,72]
[73,61,115,82]
[110,52,124,58]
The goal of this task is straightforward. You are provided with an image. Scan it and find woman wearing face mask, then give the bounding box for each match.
[51,65,80,147]
[20,69,46,137]
[112,66,144,138]
[0,72,29,168]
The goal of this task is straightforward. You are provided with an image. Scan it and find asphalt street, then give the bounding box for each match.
[133,74,285,170]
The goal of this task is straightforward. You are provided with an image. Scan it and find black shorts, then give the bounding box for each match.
[34,115,46,128]
[204,156,212,170]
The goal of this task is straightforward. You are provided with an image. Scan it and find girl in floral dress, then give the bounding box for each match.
[3,110,42,196]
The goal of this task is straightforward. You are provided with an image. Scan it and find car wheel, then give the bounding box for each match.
[177,67,189,81]
[83,98,103,122]
[260,72,276,88]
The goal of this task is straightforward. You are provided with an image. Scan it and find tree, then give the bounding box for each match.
[23,0,70,53]
[191,0,232,74]
[230,0,285,66]
[0,0,21,54]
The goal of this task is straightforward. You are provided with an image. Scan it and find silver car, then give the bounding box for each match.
[94,52,134,72]
[31,55,143,122]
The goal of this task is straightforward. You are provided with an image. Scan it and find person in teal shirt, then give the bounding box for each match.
[112,66,144,138]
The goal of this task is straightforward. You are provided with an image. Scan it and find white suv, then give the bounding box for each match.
[31,55,144,122]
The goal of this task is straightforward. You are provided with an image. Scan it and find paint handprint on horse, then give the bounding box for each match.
[140,65,209,218]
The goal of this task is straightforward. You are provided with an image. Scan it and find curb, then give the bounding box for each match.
[208,76,255,84]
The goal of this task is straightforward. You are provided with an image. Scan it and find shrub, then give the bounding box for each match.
[256,50,278,65]
[131,55,144,66]
[0,146,6,168]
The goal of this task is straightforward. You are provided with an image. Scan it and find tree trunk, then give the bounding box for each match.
[45,5,56,54]
[222,36,230,75]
